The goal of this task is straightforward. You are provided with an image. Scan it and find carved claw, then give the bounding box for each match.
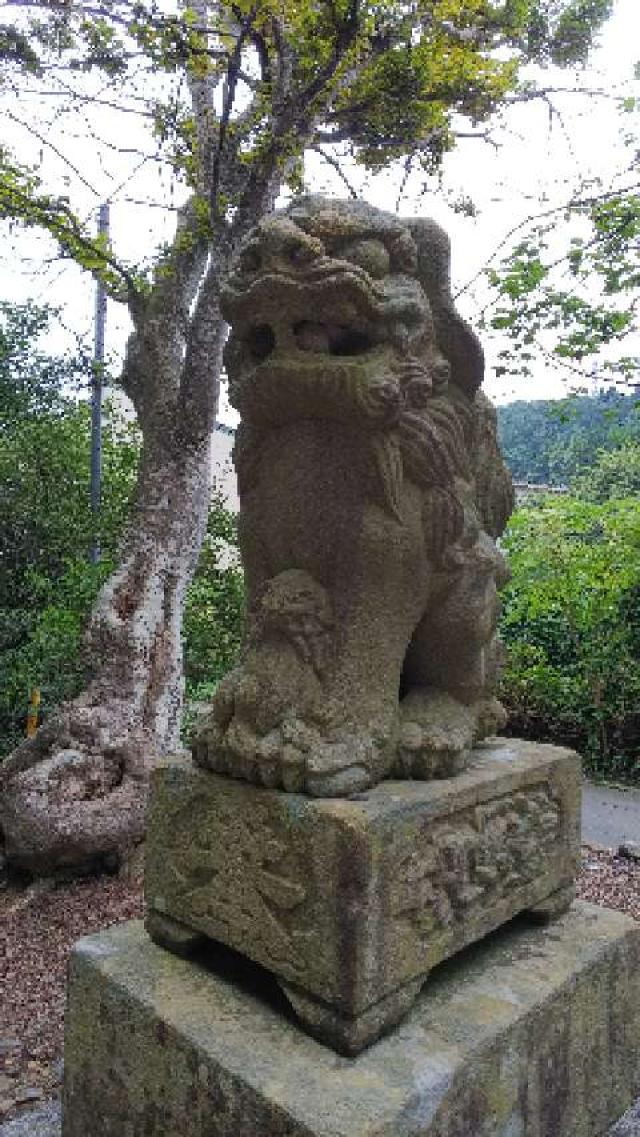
[359,379,402,425]
[192,708,391,798]
[279,721,385,796]
[306,762,371,798]
[475,697,508,740]
[280,745,306,792]
[305,732,389,797]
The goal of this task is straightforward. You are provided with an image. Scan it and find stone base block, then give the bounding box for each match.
[63,904,640,1137]
[145,738,580,1051]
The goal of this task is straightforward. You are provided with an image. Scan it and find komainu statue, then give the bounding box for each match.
[193,198,514,796]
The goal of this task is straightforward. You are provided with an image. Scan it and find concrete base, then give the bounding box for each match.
[12,1093,640,1137]
[63,903,640,1137]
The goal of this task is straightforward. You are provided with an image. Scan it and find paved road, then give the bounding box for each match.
[612,1101,640,1137]
[582,780,640,848]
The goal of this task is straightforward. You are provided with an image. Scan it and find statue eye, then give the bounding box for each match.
[240,246,261,273]
[339,239,390,279]
[288,241,316,267]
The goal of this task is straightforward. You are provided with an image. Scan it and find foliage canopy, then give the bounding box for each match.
[497,388,640,483]
[484,144,640,383]
[0,0,617,301]
[572,437,640,501]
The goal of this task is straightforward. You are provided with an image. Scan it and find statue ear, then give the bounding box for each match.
[405,217,484,398]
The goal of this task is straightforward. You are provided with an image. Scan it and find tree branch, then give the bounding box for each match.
[183,0,219,196]
[309,144,358,197]
[455,182,640,301]
[4,107,101,197]
[210,3,258,218]
[177,253,227,444]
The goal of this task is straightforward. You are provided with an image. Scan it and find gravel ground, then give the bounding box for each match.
[0,845,638,1130]
[577,843,640,920]
[0,872,143,1123]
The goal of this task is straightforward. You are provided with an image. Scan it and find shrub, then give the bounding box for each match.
[183,491,244,707]
[0,559,111,753]
[499,494,640,781]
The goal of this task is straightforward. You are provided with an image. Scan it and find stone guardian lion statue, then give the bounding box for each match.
[192,197,514,796]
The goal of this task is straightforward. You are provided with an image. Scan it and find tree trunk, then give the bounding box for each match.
[86,433,213,760]
[0,318,225,878]
[0,0,298,879]
[0,123,284,880]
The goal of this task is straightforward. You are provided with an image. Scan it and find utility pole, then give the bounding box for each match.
[90,203,109,564]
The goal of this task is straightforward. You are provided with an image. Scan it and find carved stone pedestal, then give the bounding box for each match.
[145,738,580,1054]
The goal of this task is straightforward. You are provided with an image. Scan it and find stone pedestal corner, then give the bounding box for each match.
[62,903,640,1137]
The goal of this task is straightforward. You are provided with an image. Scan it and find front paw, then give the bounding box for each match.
[396,689,476,779]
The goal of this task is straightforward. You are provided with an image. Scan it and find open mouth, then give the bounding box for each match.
[294,321,374,356]
[244,320,377,363]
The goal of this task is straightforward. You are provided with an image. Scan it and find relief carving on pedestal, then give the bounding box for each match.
[390,786,562,939]
[158,799,317,974]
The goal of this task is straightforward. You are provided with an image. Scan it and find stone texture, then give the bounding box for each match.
[23,1100,638,1137]
[192,197,515,796]
[63,902,640,1137]
[146,738,580,1052]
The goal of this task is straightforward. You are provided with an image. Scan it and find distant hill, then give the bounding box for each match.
[496,389,640,485]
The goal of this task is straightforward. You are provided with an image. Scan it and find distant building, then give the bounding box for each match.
[513,482,568,504]
[211,422,238,511]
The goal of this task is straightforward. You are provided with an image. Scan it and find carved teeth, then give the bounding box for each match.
[294,322,331,353]
[293,321,374,357]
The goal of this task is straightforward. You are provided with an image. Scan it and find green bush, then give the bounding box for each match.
[499,494,640,781]
[0,302,139,756]
[0,559,111,751]
[571,439,640,503]
[183,491,244,706]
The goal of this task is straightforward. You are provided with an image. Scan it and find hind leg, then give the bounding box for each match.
[397,544,507,778]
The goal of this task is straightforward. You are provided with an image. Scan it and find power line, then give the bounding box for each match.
[90,202,109,565]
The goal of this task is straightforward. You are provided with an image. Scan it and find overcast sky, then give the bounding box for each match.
[0,0,637,420]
